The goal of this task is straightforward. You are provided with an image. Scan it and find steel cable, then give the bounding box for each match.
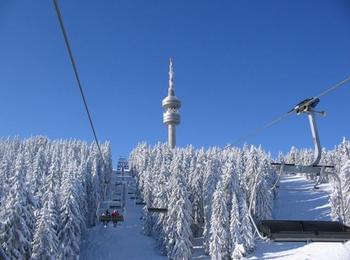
[52,0,107,168]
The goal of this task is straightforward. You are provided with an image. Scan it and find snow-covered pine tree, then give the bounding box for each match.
[29,146,47,205]
[202,156,221,254]
[221,156,238,214]
[230,192,243,259]
[58,162,85,259]
[151,163,169,249]
[165,157,193,260]
[339,160,350,225]
[209,182,230,260]
[31,155,61,259]
[142,169,156,236]
[0,153,35,259]
[238,190,255,254]
[254,154,274,221]
[102,141,113,200]
[31,192,59,259]
[188,148,206,236]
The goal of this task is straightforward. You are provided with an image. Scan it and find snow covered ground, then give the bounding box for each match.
[80,175,166,260]
[81,174,350,260]
[248,175,350,260]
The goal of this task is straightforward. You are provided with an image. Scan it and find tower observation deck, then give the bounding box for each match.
[162,58,181,148]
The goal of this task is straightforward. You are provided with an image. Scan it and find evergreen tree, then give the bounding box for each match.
[31,192,59,259]
[230,193,243,259]
[209,183,230,260]
[238,191,255,254]
[0,153,35,259]
[165,167,193,259]
[58,163,84,259]
[202,157,220,254]
[339,160,350,224]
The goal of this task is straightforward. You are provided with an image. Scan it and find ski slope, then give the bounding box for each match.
[80,175,166,260]
[81,174,350,260]
[248,175,350,260]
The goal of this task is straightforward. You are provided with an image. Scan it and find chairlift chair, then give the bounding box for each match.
[249,98,350,242]
[97,201,125,223]
[99,214,124,222]
[147,207,168,213]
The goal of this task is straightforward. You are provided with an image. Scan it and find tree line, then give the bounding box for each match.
[0,136,112,260]
[129,143,276,259]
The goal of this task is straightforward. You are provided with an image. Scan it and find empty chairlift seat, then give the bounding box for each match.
[259,220,350,242]
[147,207,168,213]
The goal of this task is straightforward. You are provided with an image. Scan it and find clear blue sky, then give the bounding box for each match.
[0,0,349,164]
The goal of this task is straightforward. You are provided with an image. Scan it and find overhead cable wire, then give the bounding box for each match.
[227,73,350,147]
[52,0,107,167]
[315,74,350,100]
[229,112,293,147]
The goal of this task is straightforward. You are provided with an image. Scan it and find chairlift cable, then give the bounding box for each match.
[228,112,293,147]
[228,73,350,146]
[314,74,350,100]
[52,0,107,168]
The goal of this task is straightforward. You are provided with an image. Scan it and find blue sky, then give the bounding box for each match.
[0,0,350,164]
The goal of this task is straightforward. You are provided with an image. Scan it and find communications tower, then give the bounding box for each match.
[162,58,181,148]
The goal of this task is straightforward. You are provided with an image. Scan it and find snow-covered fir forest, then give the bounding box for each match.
[0,136,112,260]
[129,139,350,259]
[129,143,276,259]
[1,136,350,259]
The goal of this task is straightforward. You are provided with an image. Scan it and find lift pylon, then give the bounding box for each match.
[249,98,350,242]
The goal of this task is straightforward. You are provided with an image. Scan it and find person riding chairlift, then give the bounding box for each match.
[111,210,119,218]
[101,209,110,226]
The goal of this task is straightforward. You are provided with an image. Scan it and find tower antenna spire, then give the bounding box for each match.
[168,57,175,95]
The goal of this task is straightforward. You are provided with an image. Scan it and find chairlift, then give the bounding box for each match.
[147,207,168,213]
[110,205,122,209]
[97,201,125,223]
[259,220,350,242]
[99,214,124,222]
[249,98,350,242]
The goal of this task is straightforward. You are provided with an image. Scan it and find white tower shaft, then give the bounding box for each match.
[168,124,176,148]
